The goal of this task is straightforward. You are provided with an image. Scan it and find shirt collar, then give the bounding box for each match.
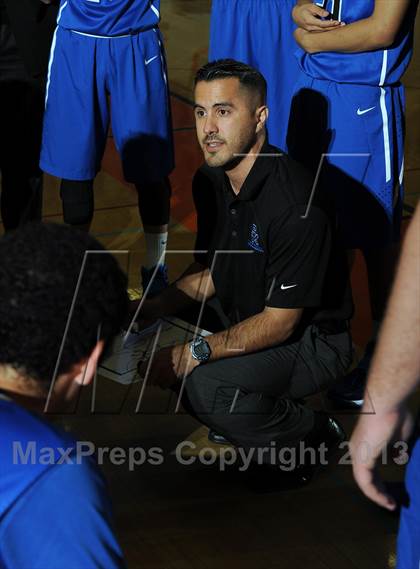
[221,138,282,202]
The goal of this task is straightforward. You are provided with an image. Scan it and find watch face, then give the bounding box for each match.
[192,338,211,361]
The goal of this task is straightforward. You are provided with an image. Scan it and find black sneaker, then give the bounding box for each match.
[327,366,366,408]
[328,340,376,409]
[243,414,346,492]
[208,430,231,445]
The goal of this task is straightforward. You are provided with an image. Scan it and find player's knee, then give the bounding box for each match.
[60,179,94,226]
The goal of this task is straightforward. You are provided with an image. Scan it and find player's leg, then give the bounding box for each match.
[60,179,95,232]
[209,0,299,150]
[0,17,45,231]
[254,0,300,150]
[364,84,405,322]
[110,29,174,295]
[0,78,44,231]
[323,83,404,407]
[209,0,252,62]
[134,177,171,292]
[40,29,109,228]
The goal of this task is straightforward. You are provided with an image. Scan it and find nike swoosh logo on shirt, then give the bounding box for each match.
[357,106,376,116]
[145,55,159,66]
[281,284,298,290]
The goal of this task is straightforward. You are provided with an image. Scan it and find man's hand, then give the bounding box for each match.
[350,406,413,511]
[292,3,342,32]
[138,344,200,389]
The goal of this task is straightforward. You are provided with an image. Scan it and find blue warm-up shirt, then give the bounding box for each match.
[0,398,125,569]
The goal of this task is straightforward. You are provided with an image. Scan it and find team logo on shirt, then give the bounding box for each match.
[248,224,264,253]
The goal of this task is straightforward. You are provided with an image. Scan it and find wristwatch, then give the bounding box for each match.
[189,337,212,363]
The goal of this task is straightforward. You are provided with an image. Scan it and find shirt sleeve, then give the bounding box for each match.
[192,166,218,267]
[0,458,126,569]
[265,205,332,309]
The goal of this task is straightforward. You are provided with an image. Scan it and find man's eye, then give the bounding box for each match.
[218,108,229,116]
[195,110,205,118]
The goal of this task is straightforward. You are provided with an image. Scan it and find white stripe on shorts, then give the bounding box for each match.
[379,51,391,183]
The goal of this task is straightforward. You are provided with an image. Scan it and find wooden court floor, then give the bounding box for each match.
[1,2,420,568]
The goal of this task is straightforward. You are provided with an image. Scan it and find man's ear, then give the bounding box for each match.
[73,340,105,386]
[256,105,269,134]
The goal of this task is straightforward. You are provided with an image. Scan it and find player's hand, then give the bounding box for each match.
[292,4,342,32]
[294,27,333,54]
[138,344,199,389]
[350,406,413,511]
[294,28,315,53]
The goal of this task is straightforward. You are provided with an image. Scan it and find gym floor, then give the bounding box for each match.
[2,2,420,567]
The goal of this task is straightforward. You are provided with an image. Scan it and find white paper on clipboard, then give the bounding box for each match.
[98,317,211,385]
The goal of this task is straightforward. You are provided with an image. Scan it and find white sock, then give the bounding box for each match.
[144,232,168,269]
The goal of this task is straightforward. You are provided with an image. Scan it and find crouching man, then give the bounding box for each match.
[137,60,353,481]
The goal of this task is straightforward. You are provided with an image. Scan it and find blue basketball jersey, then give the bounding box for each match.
[298,0,416,85]
[57,0,160,36]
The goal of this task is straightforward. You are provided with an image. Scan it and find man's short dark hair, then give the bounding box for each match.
[194,59,267,106]
[0,223,129,384]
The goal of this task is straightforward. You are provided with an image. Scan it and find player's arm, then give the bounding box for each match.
[139,262,216,322]
[293,0,342,32]
[350,204,420,510]
[295,0,412,53]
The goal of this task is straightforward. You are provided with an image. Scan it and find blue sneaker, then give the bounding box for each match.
[141,264,169,298]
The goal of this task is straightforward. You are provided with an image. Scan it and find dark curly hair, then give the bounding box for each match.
[0,223,129,384]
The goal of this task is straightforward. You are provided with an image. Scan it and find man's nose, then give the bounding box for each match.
[203,114,218,135]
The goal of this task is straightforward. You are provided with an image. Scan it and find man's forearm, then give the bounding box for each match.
[363,206,420,414]
[143,263,215,319]
[206,307,302,362]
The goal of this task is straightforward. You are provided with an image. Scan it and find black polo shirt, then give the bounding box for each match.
[193,140,353,329]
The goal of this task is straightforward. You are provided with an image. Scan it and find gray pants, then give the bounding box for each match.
[183,324,352,452]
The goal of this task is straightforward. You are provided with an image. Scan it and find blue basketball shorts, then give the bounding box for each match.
[397,438,420,569]
[287,73,405,249]
[40,26,174,183]
[209,0,300,151]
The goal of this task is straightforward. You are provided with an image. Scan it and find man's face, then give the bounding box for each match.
[194,78,261,168]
